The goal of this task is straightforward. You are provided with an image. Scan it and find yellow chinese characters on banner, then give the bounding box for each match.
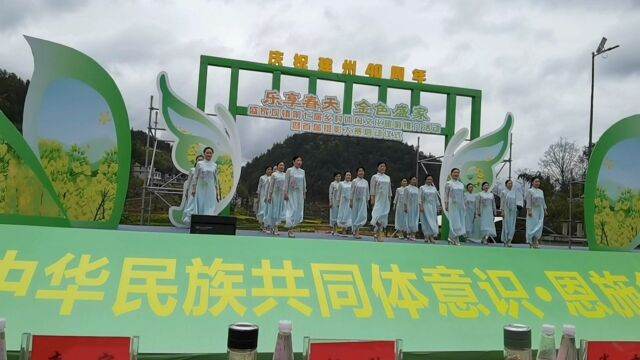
[3,250,640,323]
[268,50,426,83]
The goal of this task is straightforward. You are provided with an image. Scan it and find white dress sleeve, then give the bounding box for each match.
[329,183,335,203]
[370,175,377,200]
[284,168,291,193]
[267,174,275,197]
[191,163,200,193]
[365,180,370,200]
[444,182,450,206]
[393,188,399,206]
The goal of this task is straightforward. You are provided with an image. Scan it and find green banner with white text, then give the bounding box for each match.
[1,224,639,354]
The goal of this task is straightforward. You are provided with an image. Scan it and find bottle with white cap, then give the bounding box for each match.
[0,318,7,360]
[536,324,556,360]
[557,325,577,360]
[272,320,293,360]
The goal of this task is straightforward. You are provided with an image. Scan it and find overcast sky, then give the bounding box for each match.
[1,0,639,172]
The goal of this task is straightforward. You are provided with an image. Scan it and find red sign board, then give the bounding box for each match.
[309,340,397,360]
[31,335,131,360]
[587,341,640,360]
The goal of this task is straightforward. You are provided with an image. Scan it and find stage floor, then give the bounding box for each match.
[118,224,588,251]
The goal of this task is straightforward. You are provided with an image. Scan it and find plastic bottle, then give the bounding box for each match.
[227,323,259,360]
[0,318,7,360]
[504,324,532,360]
[536,324,556,360]
[272,320,294,360]
[556,325,577,360]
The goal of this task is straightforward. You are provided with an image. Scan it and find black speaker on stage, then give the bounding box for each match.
[190,215,237,235]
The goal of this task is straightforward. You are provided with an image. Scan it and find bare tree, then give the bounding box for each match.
[538,137,582,186]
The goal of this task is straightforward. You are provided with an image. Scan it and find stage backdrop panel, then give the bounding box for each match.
[0,36,131,230]
[1,224,639,354]
[585,114,640,251]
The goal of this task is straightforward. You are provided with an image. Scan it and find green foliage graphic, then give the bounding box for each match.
[594,186,640,249]
[39,139,119,222]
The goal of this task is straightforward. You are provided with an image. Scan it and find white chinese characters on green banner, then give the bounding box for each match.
[247,90,441,141]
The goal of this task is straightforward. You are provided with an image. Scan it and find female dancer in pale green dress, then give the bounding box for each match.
[405,176,421,241]
[350,166,369,239]
[477,181,497,245]
[191,147,221,216]
[182,155,203,225]
[285,155,306,238]
[393,178,409,239]
[419,175,439,243]
[463,183,478,241]
[256,166,273,232]
[267,162,286,236]
[500,179,518,247]
[444,168,465,245]
[329,172,342,235]
[336,170,353,233]
[526,176,547,248]
[370,162,392,242]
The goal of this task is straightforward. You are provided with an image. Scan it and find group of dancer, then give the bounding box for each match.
[255,156,307,238]
[446,168,548,247]
[182,147,222,224]
[326,163,441,243]
[255,162,548,247]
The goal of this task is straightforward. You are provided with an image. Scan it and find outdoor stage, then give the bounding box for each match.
[2,223,638,359]
[120,224,590,250]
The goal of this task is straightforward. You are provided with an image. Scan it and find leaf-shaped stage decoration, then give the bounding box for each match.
[585,114,640,251]
[157,72,242,226]
[439,113,514,216]
[0,111,70,227]
[19,36,130,229]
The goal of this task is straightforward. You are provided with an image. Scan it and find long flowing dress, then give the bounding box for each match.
[192,159,219,216]
[445,180,466,238]
[405,185,420,233]
[262,175,273,227]
[419,184,440,237]
[351,177,369,231]
[478,191,497,237]
[394,187,407,232]
[267,171,286,227]
[329,181,340,227]
[370,173,392,229]
[336,181,353,228]
[464,191,478,239]
[525,188,547,243]
[256,174,270,224]
[182,167,197,224]
[285,167,306,228]
[501,189,518,244]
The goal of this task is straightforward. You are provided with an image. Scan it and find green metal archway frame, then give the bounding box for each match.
[196,55,483,238]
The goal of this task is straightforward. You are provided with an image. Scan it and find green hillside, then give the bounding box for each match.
[239,133,441,204]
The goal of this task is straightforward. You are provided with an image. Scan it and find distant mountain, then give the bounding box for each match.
[239,133,441,203]
[130,130,178,175]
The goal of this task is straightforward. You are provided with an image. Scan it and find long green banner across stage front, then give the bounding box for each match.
[0,224,639,354]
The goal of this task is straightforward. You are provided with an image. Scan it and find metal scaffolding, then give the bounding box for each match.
[138,96,185,225]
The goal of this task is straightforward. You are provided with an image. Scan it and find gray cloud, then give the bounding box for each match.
[0,0,638,172]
